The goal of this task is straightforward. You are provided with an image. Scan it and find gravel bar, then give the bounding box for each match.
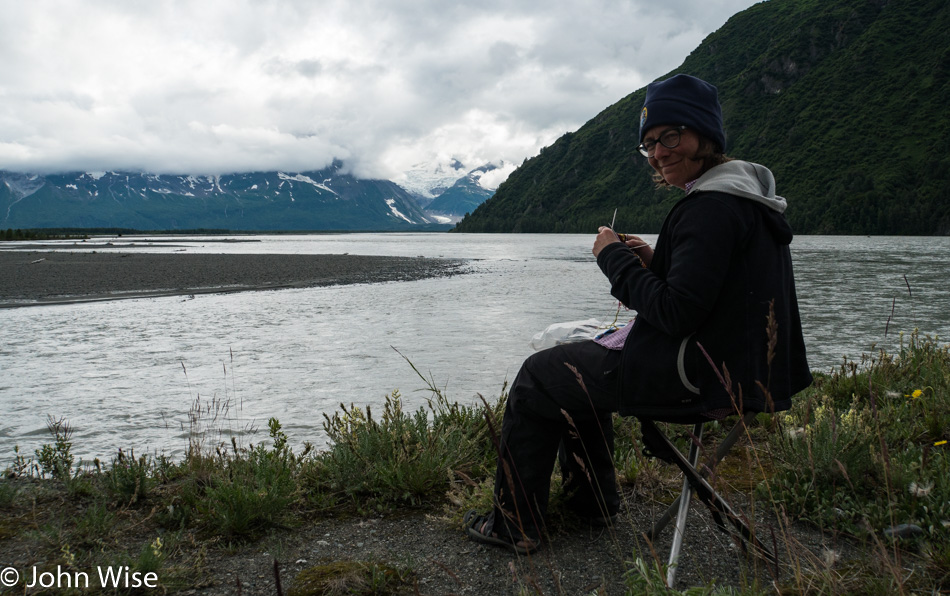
[0,251,467,307]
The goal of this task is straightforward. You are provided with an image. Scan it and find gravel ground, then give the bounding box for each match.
[0,251,467,307]
[180,487,846,595]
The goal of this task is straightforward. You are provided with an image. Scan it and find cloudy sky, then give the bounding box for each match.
[1,0,759,185]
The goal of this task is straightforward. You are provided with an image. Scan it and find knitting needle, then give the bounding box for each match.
[610,208,651,250]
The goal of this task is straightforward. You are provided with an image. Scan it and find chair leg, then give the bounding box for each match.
[648,411,757,540]
[666,422,703,587]
[643,415,776,575]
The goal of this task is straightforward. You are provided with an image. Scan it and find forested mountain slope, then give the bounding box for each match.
[455,0,950,235]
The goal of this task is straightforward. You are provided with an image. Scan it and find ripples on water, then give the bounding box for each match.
[1,233,948,461]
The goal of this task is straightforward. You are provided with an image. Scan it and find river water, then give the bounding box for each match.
[1,233,948,463]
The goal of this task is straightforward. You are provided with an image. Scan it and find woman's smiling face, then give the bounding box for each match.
[643,125,704,190]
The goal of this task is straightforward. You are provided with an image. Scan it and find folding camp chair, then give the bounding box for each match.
[639,411,776,586]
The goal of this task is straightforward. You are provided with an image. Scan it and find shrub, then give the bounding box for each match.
[197,418,298,538]
[317,387,504,509]
[35,416,76,482]
[105,449,152,505]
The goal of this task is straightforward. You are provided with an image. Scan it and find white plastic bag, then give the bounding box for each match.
[529,318,607,351]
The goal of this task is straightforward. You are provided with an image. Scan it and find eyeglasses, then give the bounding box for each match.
[637,126,687,158]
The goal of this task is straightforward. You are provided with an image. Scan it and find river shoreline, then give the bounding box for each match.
[0,251,467,307]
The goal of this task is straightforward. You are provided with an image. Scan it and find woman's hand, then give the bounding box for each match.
[592,226,621,258]
[622,234,654,267]
[593,228,654,266]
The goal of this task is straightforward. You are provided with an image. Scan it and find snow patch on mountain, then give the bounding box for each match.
[385,198,413,223]
[278,172,337,195]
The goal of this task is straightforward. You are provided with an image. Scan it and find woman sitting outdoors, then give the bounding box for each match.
[464,73,813,555]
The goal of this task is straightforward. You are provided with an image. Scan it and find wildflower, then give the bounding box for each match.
[61,544,76,567]
[905,389,924,399]
[909,481,934,497]
[151,536,163,558]
[935,440,947,447]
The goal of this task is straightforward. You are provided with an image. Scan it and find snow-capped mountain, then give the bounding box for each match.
[424,164,503,223]
[0,163,441,231]
[392,159,470,204]
[392,159,513,222]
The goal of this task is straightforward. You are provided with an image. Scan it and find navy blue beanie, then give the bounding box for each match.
[639,74,726,152]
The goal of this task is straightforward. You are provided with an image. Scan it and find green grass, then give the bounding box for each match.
[288,560,414,596]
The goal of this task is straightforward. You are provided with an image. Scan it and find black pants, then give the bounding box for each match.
[490,340,623,542]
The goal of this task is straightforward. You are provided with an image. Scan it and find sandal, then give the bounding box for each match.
[463,510,539,555]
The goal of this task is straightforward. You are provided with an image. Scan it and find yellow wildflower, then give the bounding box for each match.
[61,544,76,567]
[151,536,163,558]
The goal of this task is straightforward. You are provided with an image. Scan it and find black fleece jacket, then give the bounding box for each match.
[596,185,812,419]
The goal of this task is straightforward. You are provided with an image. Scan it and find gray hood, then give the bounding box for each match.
[687,160,787,214]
